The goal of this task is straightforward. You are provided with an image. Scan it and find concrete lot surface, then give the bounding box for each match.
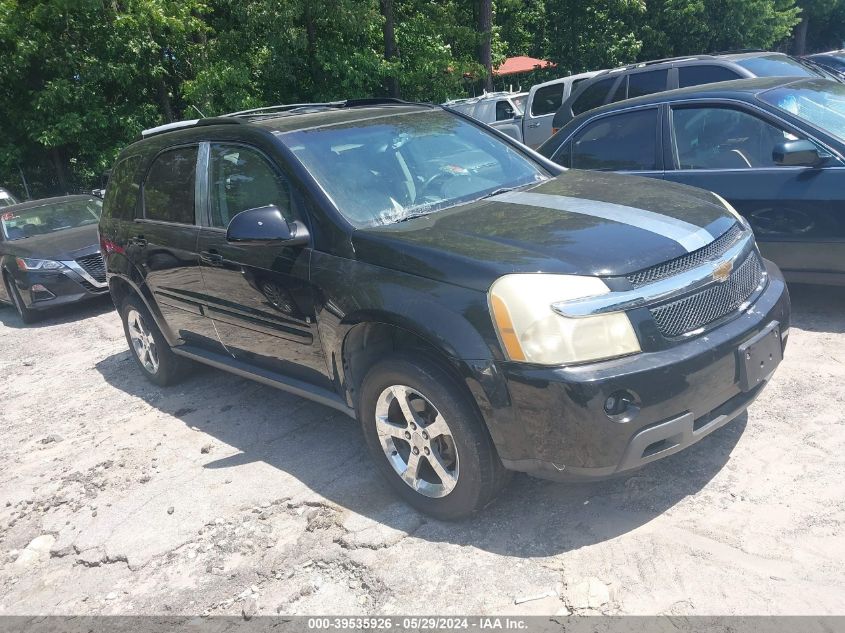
[0,284,843,616]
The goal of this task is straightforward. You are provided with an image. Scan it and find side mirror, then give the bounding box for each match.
[773,139,823,167]
[226,205,309,246]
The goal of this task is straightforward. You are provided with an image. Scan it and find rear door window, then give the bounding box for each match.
[678,65,743,88]
[571,108,659,171]
[143,146,198,224]
[626,69,669,98]
[572,77,617,115]
[531,84,565,116]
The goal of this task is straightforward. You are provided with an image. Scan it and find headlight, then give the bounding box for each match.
[489,274,640,365]
[15,258,64,271]
[711,192,750,230]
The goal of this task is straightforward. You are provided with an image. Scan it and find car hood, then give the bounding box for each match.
[351,171,737,292]
[3,224,100,261]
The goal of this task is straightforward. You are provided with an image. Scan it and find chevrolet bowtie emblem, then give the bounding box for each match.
[713,260,734,283]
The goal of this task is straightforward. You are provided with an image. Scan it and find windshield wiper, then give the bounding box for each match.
[479,187,519,200]
[392,211,435,224]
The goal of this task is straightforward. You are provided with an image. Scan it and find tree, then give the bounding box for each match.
[381,0,400,97]
[791,0,845,53]
[639,0,801,59]
[477,0,494,91]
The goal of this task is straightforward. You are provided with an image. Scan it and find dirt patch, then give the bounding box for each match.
[0,287,843,615]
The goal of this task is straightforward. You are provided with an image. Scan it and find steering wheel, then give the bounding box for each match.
[419,170,463,198]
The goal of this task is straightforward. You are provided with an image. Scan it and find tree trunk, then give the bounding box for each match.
[477,0,493,92]
[304,3,318,92]
[50,147,68,194]
[380,0,400,98]
[794,15,809,55]
[158,77,175,123]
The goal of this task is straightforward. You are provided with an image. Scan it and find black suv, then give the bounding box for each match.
[553,52,824,130]
[100,100,790,519]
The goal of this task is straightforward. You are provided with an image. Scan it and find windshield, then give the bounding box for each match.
[280,110,548,227]
[810,54,845,71]
[0,190,17,208]
[736,54,819,78]
[760,79,845,143]
[1,198,103,241]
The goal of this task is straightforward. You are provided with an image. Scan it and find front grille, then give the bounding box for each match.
[76,277,109,294]
[649,251,764,338]
[75,252,106,283]
[627,223,744,288]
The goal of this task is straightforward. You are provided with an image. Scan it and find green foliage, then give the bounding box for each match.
[0,0,834,198]
[640,0,801,58]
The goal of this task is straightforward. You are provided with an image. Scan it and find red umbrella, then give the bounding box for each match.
[493,56,557,77]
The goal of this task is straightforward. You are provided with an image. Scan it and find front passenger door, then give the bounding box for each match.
[663,103,845,277]
[196,143,330,388]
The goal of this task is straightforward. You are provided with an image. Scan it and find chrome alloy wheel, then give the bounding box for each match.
[127,309,160,374]
[374,385,460,498]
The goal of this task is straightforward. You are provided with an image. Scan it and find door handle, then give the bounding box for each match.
[527,122,541,128]
[200,250,224,265]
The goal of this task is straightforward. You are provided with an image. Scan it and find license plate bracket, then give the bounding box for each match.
[737,321,782,392]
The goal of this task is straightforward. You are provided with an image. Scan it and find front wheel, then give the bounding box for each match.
[3,273,37,324]
[358,357,510,520]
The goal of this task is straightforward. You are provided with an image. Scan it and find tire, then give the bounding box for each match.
[3,273,37,324]
[120,295,187,387]
[358,356,510,520]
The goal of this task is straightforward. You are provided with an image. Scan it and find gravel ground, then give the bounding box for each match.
[0,284,843,617]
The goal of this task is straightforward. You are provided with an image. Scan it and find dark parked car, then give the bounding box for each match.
[100,100,789,519]
[539,77,845,285]
[804,50,845,77]
[0,188,18,208]
[1,195,107,322]
[552,51,826,130]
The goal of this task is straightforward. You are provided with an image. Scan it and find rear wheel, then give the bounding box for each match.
[3,273,36,324]
[120,296,187,386]
[358,356,510,520]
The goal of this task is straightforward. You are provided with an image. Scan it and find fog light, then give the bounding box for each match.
[30,284,55,301]
[604,390,640,423]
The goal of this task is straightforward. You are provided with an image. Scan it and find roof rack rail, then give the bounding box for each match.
[223,102,344,118]
[222,98,433,120]
[611,54,719,72]
[140,117,242,139]
[711,48,767,55]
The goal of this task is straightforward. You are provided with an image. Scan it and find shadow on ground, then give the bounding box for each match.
[0,294,113,329]
[93,356,743,558]
[787,282,845,334]
[92,284,844,557]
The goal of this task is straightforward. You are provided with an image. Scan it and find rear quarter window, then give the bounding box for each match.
[572,77,617,115]
[678,65,743,88]
[103,155,142,221]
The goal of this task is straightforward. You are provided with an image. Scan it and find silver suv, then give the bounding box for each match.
[552,51,825,130]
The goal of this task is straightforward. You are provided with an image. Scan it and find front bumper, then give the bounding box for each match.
[9,268,109,311]
[495,260,790,480]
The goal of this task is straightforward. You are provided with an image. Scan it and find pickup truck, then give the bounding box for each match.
[443,71,600,148]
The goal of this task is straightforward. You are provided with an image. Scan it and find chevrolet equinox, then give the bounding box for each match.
[99,99,790,519]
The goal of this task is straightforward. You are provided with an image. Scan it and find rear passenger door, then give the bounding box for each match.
[663,102,845,276]
[549,106,664,179]
[135,145,222,349]
[195,142,330,387]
